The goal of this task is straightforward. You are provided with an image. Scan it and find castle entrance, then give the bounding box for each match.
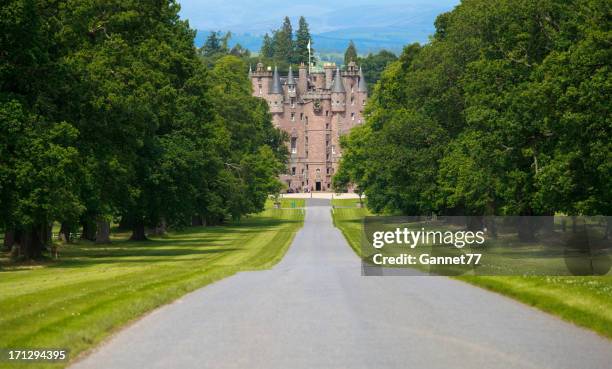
[315,181,322,191]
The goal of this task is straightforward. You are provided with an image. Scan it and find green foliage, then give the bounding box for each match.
[336,0,611,217]
[1,0,288,257]
[357,50,398,89]
[344,40,358,65]
[295,16,313,65]
[273,17,295,63]
[258,16,313,66]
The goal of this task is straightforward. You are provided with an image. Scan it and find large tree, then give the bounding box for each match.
[273,17,294,63]
[295,16,312,65]
[344,41,358,65]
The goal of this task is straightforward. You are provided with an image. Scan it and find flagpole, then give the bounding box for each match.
[308,38,311,73]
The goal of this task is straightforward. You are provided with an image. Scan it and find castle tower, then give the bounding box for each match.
[358,66,367,108]
[324,63,335,89]
[269,66,284,114]
[331,67,346,113]
[287,65,296,98]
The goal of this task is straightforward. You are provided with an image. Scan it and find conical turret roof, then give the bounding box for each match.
[358,66,367,92]
[287,65,296,85]
[331,67,345,93]
[270,66,282,94]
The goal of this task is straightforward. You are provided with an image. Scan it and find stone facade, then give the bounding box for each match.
[250,61,367,192]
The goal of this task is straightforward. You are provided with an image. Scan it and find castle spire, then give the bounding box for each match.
[358,66,367,92]
[331,67,345,93]
[270,65,282,94]
[248,64,253,78]
[287,65,296,85]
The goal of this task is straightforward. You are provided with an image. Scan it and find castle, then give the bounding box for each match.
[250,61,367,192]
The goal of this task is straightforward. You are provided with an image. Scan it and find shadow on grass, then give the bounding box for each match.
[1,215,303,272]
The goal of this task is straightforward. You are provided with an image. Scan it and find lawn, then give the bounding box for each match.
[331,199,612,339]
[0,205,304,368]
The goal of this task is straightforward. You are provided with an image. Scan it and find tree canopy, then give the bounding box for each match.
[335,0,611,217]
[1,0,287,259]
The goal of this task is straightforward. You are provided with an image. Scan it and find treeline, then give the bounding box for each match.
[335,0,610,217]
[1,0,287,259]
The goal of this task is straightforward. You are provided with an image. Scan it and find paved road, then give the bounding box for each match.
[72,199,611,369]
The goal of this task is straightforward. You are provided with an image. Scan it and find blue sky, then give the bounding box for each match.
[177,0,459,34]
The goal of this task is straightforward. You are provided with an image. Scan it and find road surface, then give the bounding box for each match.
[72,199,611,369]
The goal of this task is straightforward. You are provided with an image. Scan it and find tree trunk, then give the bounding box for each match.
[81,220,97,241]
[59,222,71,243]
[43,222,53,248]
[191,215,203,227]
[3,230,15,251]
[95,220,111,244]
[130,221,147,241]
[21,226,44,259]
[118,216,130,230]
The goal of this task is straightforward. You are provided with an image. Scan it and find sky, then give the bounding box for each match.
[177,0,459,34]
[177,0,461,52]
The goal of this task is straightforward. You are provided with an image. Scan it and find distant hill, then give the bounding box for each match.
[185,0,458,53]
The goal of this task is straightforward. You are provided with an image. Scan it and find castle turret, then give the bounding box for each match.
[331,67,346,112]
[358,66,367,92]
[269,66,284,113]
[324,63,335,89]
[358,66,368,109]
[287,65,296,98]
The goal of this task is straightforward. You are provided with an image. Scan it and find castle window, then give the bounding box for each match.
[351,96,355,105]
[291,167,296,175]
[291,112,295,121]
[290,137,297,154]
[326,123,330,129]
[300,113,304,121]
[351,84,354,93]
[327,168,331,174]
[362,99,366,106]
[291,98,295,108]
[332,145,336,154]
[325,110,329,116]
[351,112,355,121]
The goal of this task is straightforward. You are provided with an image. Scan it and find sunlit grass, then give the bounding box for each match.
[0,206,304,368]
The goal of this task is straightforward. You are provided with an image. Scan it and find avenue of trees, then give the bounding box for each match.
[334,0,610,217]
[1,0,288,259]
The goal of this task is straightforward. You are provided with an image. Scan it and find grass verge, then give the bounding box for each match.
[331,199,612,339]
[0,205,304,368]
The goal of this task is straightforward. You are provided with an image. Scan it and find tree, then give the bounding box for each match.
[295,16,312,65]
[335,0,610,218]
[344,41,358,65]
[200,31,231,57]
[260,33,274,58]
[1,0,83,258]
[273,17,294,62]
[357,50,398,89]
